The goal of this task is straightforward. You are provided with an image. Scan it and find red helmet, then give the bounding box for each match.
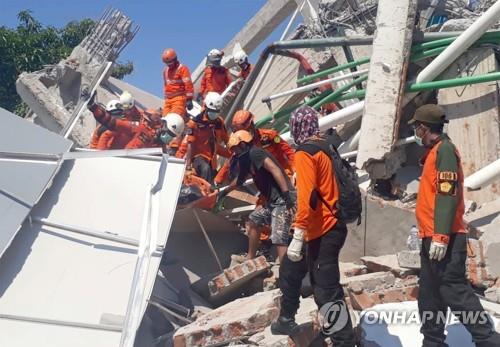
[232,110,254,131]
[162,48,177,64]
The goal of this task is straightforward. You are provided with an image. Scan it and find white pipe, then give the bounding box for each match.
[263,69,368,103]
[464,158,500,190]
[416,1,500,84]
[348,130,361,151]
[244,1,304,109]
[281,101,365,142]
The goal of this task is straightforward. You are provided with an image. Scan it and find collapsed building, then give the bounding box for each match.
[1,0,500,346]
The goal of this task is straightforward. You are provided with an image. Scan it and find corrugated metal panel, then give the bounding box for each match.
[0,155,185,347]
[0,107,72,258]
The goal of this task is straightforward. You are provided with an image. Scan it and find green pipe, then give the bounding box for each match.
[323,72,500,103]
[298,57,370,84]
[407,71,500,92]
[312,74,368,109]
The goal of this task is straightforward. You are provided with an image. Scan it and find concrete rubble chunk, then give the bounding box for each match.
[397,250,421,270]
[248,297,320,347]
[466,238,495,289]
[361,254,417,277]
[339,262,368,279]
[484,279,500,304]
[173,289,281,347]
[208,256,270,299]
[342,271,396,293]
[349,276,419,310]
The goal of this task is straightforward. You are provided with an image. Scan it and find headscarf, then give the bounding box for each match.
[289,105,320,145]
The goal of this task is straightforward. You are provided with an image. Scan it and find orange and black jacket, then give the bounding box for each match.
[175,114,230,166]
[294,139,340,242]
[416,134,466,244]
[214,128,295,185]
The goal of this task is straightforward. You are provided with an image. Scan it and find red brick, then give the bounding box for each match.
[349,291,376,310]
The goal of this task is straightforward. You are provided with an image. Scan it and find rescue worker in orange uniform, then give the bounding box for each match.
[214,109,295,187]
[87,92,184,151]
[199,49,232,101]
[94,100,132,150]
[175,92,230,183]
[162,48,194,120]
[271,106,356,344]
[410,104,500,347]
[233,50,253,80]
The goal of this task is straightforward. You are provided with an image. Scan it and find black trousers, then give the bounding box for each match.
[419,233,500,347]
[279,224,356,346]
[193,156,215,184]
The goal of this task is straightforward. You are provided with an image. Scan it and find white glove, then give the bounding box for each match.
[429,241,448,261]
[287,228,304,262]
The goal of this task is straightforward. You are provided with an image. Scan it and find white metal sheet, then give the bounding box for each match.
[0,155,185,346]
[0,107,72,258]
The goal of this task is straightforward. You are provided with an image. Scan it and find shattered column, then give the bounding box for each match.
[356,0,417,178]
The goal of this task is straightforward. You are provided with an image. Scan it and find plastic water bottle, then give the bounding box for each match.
[407,225,421,251]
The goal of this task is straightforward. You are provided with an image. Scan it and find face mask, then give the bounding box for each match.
[160,132,174,144]
[414,129,423,147]
[207,110,219,120]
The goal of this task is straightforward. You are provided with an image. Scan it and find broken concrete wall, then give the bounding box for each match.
[16,9,138,147]
[438,48,500,205]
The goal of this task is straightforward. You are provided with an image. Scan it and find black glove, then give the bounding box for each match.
[186,99,193,111]
[282,191,294,210]
[82,88,97,108]
[196,93,203,104]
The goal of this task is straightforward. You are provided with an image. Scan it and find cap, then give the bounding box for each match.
[408,104,448,125]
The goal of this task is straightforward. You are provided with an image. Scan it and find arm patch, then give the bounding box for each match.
[437,171,457,195]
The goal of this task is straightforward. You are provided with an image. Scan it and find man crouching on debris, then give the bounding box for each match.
[224,129,296,264]
[271,106,356,345]
[410,104,500,347]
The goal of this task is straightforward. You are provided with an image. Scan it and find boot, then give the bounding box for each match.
[270,316,300,336]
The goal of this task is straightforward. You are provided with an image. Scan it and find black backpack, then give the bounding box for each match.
[298,139,362,224]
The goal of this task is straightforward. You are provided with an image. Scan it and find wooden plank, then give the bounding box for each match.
[356,0,417,175]
[438,48,500,204]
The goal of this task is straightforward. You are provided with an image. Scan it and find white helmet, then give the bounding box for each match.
[106,99,122,112]
[233,50,248,65]
[204,92,223,112]
[164,113,185,137]
[208,49,223,59]
[119,91,134,110]
[207,49,224,66]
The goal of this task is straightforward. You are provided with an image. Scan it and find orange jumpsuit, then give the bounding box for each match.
[89,104,161,149]
[163,63,194,119]
[200,66,232,97]
[96,129,133,150]
[214,128,295,185]
[176,115,230,167]
[238,63,253,80]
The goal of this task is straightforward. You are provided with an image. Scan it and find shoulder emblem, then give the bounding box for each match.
[437,171,458,195]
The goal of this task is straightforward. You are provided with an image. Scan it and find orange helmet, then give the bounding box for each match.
[228,130,253,150]
[162,48,177,64]
[232,110,254,131]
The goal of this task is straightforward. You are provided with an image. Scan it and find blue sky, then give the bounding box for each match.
[0,0,296,98]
